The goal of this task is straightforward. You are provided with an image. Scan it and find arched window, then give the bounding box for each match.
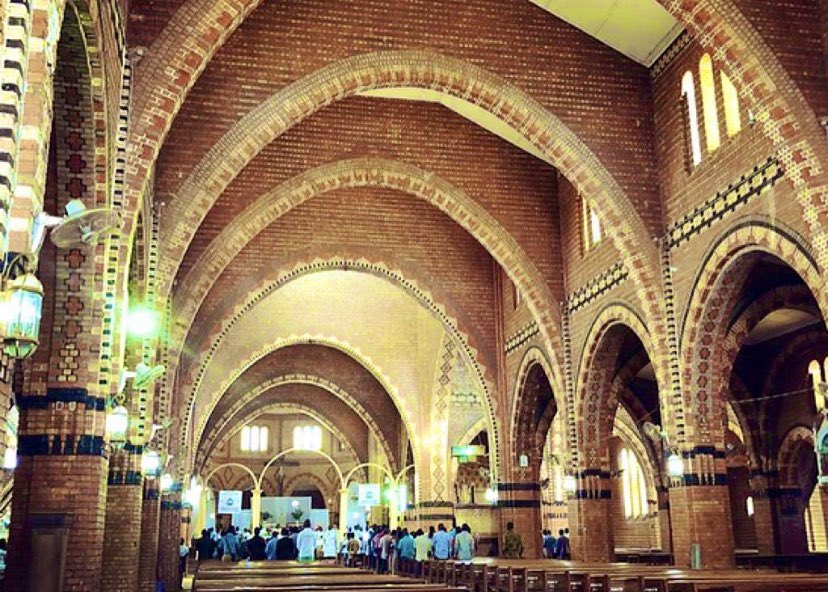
[720,71,741,137]
[581,196,602,251]
[699,54,721,153]
[240,425,269,452]
[681,71,702,167]
[619,447,649,518]
[294,425,322,451]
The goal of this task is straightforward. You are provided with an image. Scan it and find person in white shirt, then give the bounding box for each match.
[296,519,317,562]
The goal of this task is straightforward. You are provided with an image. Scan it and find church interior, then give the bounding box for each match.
[1,0,828,590]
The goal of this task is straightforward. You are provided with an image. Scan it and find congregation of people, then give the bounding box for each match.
[185,519,570,573]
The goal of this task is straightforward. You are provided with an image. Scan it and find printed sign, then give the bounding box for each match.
[218,490,243,513]
[357,484,381,507]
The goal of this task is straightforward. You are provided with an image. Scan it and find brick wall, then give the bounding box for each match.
[137,483,161,592]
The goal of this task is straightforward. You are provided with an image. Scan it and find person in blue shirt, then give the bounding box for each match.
[431,523,452,560]
[396,528,415,573]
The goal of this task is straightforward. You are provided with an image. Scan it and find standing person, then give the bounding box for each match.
[454,524,475,562]
[196,529,214,562]
[554,529,570,560]
[296,519,317,562]
[276,528,297,560]
[396,529,415,575]
[178,538,190,587]
[502,522,524,558]
[414,529,431,577]
[346,532,361,567]
[432,523,452,560]
[323,525,338,559]
[378,529,393,574]
[265,530,279,560]
[248,527,267,560]
[543,529,557,559]
[220,526,240,562]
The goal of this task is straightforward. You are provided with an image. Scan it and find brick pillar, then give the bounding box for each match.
[748,473,776,554]
[5,388,109,592]
[775,488,808,554]
[497,482,542,559]
[158,487,183,591]
[669,483,735,567]
[656,487,672,553]
[101,445,144,591]
[567,472,613,562]
[137,481,161,592]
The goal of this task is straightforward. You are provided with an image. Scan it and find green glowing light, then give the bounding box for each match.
[126,306,159,339]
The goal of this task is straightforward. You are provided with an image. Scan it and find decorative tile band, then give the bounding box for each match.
[161,501,183,511]
[497,499,541,508]
[666,157,783,249]
[144,488,160,501]
[650,30,691,79]
[18,434,105,456]
[497,482,541,492]
[108,470,142,485]
[566,262,628,313]
[505,322,539,354]
[17,387,106,411]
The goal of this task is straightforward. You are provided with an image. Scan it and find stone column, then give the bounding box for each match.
[137,481,161,592]
[251,487,262,529]
[101,445,144,591]
[158,486,183,591]
[567,472,613,562]
[497,481,543,559]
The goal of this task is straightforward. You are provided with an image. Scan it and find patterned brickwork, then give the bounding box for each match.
[158,488,183,592]
[137,481,161,590]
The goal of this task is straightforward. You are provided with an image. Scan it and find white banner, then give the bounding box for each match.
[358,484,381,507]
[218,490,243,513]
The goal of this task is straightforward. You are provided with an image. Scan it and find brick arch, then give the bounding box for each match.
[172,161,500,382]
[144,48,659,311]
[185,335,422,476]
[283,472,337,506]
[173,249,497,421]
[202,401,362,474]
[575,303,658,473]
[658,0,828,267]
[174,256,503,479]
[777,425,815,491]
[761,327,828,402]
[680,218,826,451]
[511,347,563,476]
[195,375,389,472]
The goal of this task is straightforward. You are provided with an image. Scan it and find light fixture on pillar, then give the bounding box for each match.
[2,446,17,470]
[159,472,174,492]
[484,486,498,504]
[563,474,577,494]
[105,404,129,448]
[0,270,44,359]
[142,449,162,477]
[666,450,685,479]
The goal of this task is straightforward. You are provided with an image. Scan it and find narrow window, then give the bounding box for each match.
[581,197,602,252]
[294,425,322,451]
[699,54,721,153]
[720,72,741,137]
[681,71,702,166]
[620,447,649,518]
[620,449,634,518]
[241,426,252,451]
[746,496,755,517]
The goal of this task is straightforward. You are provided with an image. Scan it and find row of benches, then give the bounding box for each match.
[395,557,828,592]
[192,559,465,592]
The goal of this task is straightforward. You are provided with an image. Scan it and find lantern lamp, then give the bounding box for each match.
[3,447,17,470]
[0,272,43,359]
[105,404,129,447]
[667,452,685,479]
[126,305,160,339]
[141,449,161,477]
[159,473,174,492]
[484,487,498,504]
[563,474,578,494]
